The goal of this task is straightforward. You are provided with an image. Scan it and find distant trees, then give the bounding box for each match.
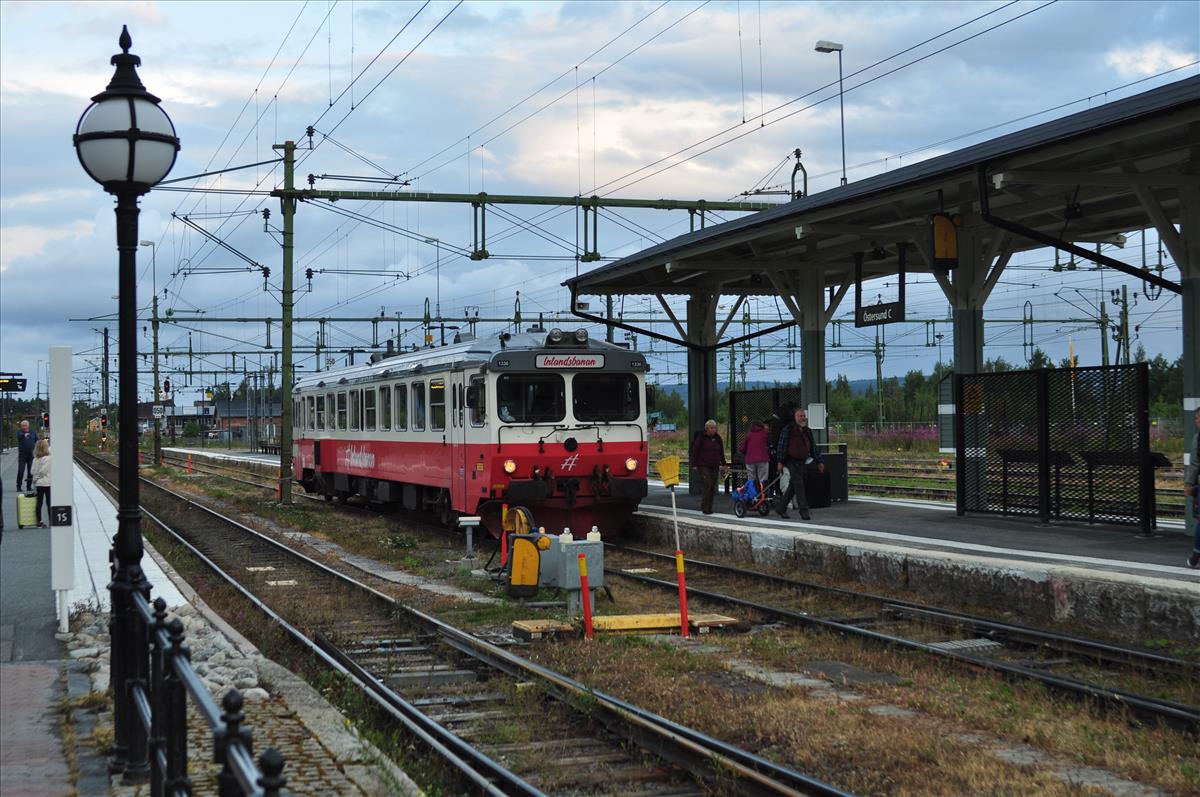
[682,350,1187,426]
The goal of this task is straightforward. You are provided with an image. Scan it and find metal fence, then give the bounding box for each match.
[728,387,804,465]
[114,592,288,796]
[955,363,1161,532]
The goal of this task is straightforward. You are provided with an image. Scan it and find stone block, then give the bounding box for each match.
[1142,588,1199,644]
[1055,575,1146,639]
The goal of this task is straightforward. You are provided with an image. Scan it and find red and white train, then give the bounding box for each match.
[291,327,649,537]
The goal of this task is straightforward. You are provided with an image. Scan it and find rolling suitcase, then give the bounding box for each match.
[16,492,39,528]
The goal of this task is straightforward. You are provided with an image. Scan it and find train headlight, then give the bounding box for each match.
[503,459,517,474]
[574,328,588,344]
[548,327,564,343]
[624,457,638,472]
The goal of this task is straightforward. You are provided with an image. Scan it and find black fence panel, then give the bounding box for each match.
[956,363,1155,532]
[728,387,804,465]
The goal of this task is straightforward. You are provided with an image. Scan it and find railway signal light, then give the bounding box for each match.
[42,411,50,428]
[162,378,170,396]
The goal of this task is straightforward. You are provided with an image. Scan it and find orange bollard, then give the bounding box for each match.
[676,550,689,638]
[277,467,283,500]
[578,553,593,640]
[138,451,143,465]
[187,454,192,475]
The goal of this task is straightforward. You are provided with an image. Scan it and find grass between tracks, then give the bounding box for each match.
[138,463,1199,796]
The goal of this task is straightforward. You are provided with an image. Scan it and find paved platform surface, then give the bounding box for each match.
[1,448,75,797]
[168,446,1199,582]
[1,448,409,796]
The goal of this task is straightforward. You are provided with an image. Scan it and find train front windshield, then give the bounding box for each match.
[497,374,566,423]
[573,373,639,422]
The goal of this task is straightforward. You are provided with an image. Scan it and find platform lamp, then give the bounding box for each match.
[74,26,179,781]
[814,40,846,186]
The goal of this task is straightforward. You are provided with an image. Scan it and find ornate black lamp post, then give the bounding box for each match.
[74,26,179,779]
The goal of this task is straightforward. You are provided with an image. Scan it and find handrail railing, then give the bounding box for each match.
[125,591,288,796]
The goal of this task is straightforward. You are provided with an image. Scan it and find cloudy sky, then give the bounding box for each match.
[1,0,1196,406]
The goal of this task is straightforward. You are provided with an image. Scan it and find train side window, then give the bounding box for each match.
[469,376,486,426]
[316,395,325,430]
[348,390,360,431]
[379,386,391,431]
[337,392,348,430]
[306,397,315,430]
[430,380,446,431]
[394,384,407,430]
[411,382,426,431]
[364,388,377,431]
[327,393,336,429]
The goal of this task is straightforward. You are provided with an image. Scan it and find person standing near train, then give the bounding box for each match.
[739,420,771,495]
[691,419,727,515]
[31,439,52,528]
[16,419,37,493]
[775,407,824,521]
[1185,407,1199,569]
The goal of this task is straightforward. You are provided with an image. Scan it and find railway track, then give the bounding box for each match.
[79,451,852,797]
[162,449,1186,516]
[605,544,1199,735]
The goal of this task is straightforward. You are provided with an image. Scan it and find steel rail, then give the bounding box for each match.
[609,567,1199,735]
[609,545,1197,678]
[77,453,536,797]
[78,452,852,796]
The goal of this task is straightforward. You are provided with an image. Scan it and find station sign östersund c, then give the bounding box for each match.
[535,353,606,368]
[856,301,905,327]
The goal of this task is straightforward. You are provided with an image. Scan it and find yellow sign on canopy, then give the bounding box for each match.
[656,455,681,488]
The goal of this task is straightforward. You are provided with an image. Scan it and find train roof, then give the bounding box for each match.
[294,328,647,391]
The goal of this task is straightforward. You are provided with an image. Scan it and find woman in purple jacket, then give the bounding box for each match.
[690,419,727,515]
[739,420,771,493]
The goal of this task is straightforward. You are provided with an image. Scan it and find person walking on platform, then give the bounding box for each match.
[739,420,771,495]
[31,439,51,528]
[775,408,824,520]
[691,419,727,515]
[1185,407,1199,569]
[16,419,37,493]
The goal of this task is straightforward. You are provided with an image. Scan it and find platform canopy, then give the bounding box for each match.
[565,76,1197,305]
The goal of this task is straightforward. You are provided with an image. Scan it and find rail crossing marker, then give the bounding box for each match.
[654,456,689,638]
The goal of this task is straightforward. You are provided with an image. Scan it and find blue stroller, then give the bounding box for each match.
[731,473,779,518]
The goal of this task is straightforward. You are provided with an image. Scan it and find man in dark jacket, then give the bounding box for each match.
[16,420,37,493]
[690,419,727,515]
[775,408,823,520]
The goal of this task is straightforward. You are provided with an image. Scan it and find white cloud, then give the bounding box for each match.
[1104,42,1196,77]
[0,220,95,270]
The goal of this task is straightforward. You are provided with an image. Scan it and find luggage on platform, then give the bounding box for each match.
[16,492,39,528]
[802,470,832,509]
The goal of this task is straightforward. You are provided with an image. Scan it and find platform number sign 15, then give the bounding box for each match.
[51,505,73,527]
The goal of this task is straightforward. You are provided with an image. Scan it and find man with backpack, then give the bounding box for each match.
[775,407,824,520]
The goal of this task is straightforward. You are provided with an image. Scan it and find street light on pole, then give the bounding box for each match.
[814,40,846,186]
[74,25,178,781]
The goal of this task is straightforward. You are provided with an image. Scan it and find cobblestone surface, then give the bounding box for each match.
[0,662,72,797]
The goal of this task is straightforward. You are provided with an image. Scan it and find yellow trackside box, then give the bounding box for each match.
[508,536,541,598]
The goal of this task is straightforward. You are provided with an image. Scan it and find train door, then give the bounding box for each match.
[450,370,468,512]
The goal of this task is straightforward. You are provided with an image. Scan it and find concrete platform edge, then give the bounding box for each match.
[629,512,1200,643]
